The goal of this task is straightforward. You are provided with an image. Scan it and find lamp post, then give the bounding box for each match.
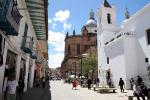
[74,62,76,78]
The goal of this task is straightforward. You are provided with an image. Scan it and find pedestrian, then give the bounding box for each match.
[36,78,40,88]
[42,77,46,88]
[87,78,92,90]
[80,78,84,87]
[72,79,77,90]
[133,81,145,100]
[96,78,100,87]
[130,78,134,90]
[119,78,125,92]
[6,75,18,100]
[147,88,150,100]
[140,82,148,99]
[16,79,24,100]
[137,75,143,86]
[108,78,112,88]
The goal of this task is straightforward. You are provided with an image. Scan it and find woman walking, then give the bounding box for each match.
[72,79,77,90]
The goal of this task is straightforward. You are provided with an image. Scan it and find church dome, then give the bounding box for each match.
[85,9,97,27]
[85,19,97,27]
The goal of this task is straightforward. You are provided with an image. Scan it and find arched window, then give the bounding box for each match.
[107,13,111,24]
[68,45,70,55]
[77,44,80,54]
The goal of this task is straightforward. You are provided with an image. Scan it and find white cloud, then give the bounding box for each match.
[48,53,64,68]
[48,31,65,52]
[48,19,52,23]
[63,23,72,31]
[52,23,57,29]
[53,10,70,22]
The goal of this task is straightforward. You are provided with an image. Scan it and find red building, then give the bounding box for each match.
[61,10,97,78]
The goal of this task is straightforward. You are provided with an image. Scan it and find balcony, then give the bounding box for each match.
[35,56,42,64]
[30,49,37,59]
[21,37,33,54]
[0,0,22,36]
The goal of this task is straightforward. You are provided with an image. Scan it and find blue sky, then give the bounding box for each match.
[48,0,149,68]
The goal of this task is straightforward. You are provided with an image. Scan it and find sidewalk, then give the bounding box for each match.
[22,82,51,100]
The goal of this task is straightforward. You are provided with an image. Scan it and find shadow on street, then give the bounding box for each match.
[22,82,51,100]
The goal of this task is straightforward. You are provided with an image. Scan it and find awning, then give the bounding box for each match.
[25,0,48,40]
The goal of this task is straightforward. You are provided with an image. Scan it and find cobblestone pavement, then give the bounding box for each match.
[50,80,139,100]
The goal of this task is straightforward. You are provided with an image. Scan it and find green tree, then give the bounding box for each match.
[82,53,98,80]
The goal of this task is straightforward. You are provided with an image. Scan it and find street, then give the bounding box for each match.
[50,80,134,100]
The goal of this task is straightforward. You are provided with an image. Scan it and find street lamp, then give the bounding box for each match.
[73,62,76,78]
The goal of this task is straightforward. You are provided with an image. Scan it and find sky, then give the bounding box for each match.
[48,0,150,68]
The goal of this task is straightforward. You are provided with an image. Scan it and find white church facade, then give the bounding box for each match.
[97,0,150,89]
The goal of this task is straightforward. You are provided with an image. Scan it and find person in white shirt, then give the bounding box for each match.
[7,75,18,100]
[133,81,145,100]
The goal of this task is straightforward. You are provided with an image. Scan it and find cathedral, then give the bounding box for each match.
[61,10,97,79]
[97,0,150,89]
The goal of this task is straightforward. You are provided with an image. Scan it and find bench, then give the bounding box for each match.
[99,88,116,93]
[93,86,109,91]
[126,95,148,100]
[98,88,117,93]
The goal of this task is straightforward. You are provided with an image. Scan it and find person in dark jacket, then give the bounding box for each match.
[17,79,25,100]
[137,75,143,86]
[119,78,125,92]
[87,78,92,90]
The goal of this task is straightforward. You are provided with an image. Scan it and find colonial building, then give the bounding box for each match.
[61,10,97,78]
[97,0,150,89]
[0,0,48,99]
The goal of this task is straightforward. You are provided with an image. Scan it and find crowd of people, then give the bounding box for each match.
[70,75,150,100]
[118,76,150,100]
[130,76,150,100]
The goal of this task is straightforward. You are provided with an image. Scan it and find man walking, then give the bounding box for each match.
[7,75,18,100]
[119,78,125,92]
[87,78,92,90]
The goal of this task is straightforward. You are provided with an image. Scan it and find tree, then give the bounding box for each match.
[82,53,98,81]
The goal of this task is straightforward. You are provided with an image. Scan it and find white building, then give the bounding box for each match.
[0,0,48,99]
[97,0,150,89]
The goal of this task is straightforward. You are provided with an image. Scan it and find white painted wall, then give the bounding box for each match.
[29,60,35,88]
[97,3,150,89]
[124,36,138,89]
[122,4,150,86]
[0,35,7,99]
[0,0,38,98]
[105,37,126,88]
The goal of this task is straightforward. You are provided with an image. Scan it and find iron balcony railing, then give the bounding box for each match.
[30,49,37,59]
[21,36,33,54]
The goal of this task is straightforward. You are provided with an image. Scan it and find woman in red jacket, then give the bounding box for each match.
[72,79,77,90]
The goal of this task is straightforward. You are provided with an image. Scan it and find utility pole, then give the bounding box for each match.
[74,62,76,78]
[80,56,83,77]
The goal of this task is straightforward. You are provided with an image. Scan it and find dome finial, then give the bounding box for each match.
[89,9,95,20]
[103,0,112,8]
[125,7,130,19]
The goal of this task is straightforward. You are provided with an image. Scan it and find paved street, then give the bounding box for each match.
[22,82,51,100]
[50,80,135,100]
